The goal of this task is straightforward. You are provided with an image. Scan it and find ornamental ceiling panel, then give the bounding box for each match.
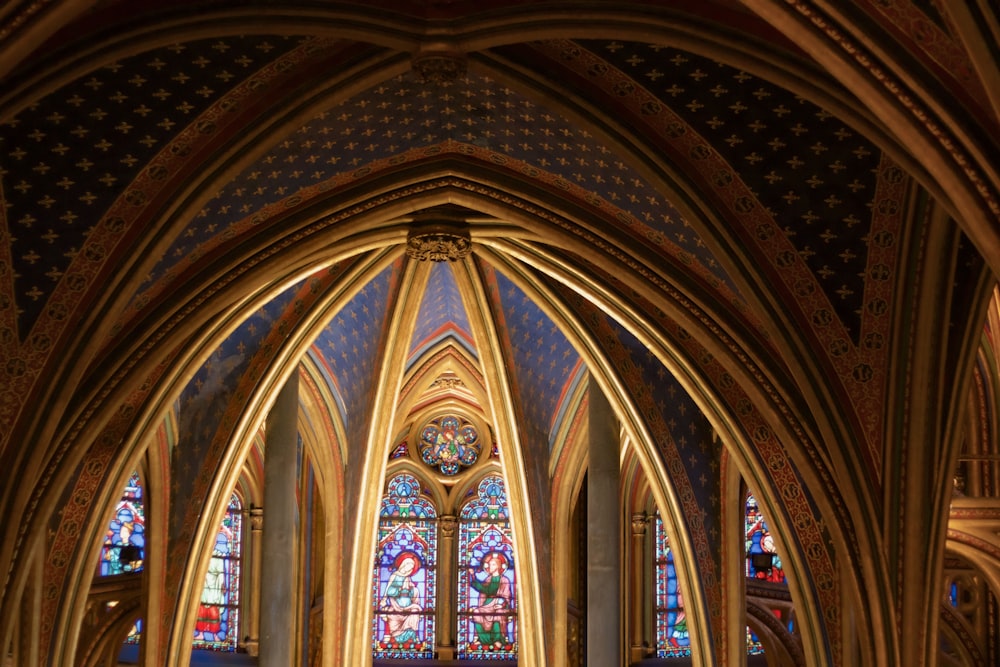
[179,276,301,442]
[311,259,402,440]
[508,39,886,345]
[1,10,986,494]
[407,259,475,366]
[133,69,738,312]
[480,259,581,452]
[0,35,303,336]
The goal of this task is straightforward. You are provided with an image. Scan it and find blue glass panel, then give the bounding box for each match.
[106,601,141,647]
[373,472,437,659]
[389,440,410,460]
[745,493,786,584]
[747,626,765,655]
[381,472,436,519]
[100,472,145,576]
[126,619,142,646]
[192,494,242,651]
[457,476,516,659]
[654,514,691,658]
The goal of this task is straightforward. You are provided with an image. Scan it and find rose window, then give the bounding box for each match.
[419,415,481,475]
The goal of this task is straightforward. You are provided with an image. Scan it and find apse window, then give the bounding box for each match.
[99,471,145,577]
[192,492,244,651]
[372,471,439,659]
[457,475,517,659]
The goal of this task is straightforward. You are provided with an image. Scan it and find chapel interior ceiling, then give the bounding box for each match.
[2,24,902,334]
[1,0,994,513]
[3,5,999,665]
[4,32,892,371]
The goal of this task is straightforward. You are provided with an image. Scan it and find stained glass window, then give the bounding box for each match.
[372,472,437,659]
[746,492,787,655]
[192,493,243,651]
[99,471,145,576]
[106,600,141,647]
[389,440,410,460]
[457,475,517,659]
[126,619,142,644]
[419,414,481,475]
[745,493,785,584]
[747,627,765,656]
[654,513,690,658]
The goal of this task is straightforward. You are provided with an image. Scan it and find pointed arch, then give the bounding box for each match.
[457,473,517,659]
[28,170,885,667]
[372,470,439,659]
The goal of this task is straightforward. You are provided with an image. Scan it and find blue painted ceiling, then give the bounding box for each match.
[128,66,735,312]
[407,260,475,366]
[1,29,913,467]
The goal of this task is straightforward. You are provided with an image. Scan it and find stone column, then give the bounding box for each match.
[587,381,621,666]
[259,371,299,666]
[242,506,264,656]
[436,515,457,660]
[629,512,648,661]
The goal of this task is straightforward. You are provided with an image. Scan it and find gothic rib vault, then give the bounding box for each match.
[1,2,999,666]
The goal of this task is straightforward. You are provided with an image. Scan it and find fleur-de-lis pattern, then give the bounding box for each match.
[0,36,301,334]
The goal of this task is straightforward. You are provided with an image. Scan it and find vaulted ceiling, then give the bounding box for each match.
[2,0,993,478]
[1,2,999,665]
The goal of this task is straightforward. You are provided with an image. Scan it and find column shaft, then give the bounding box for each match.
[243,506,263,656]
[629,513,648,661]
[259,372,299,666]
[436,515,457,659]
[587,382,621,666]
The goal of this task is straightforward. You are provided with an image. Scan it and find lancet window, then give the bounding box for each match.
[745,492,785,584]
[99,471,145,576]
[99,477,246,653]
[653,513,690,658]
[745,491,788,656]
[372,410,516,662]
[192,492,244,651]
[372,471,438,659]
[457,475,517,659]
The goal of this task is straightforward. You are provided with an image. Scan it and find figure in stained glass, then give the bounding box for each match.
[195,532,230,636]
[192,493,242,651]
[745,493,785,584]
[99,472,145,576]
[669,589,688,649]
[744,492,786,655]
[654,513,690,658]
[372,472,437,659]
[468,551,513,648]
[379,551,424,644]
[457,475,516,659]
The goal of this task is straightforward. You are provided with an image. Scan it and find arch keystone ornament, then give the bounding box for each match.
[405,212,472,262]
[411,48,467,85]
